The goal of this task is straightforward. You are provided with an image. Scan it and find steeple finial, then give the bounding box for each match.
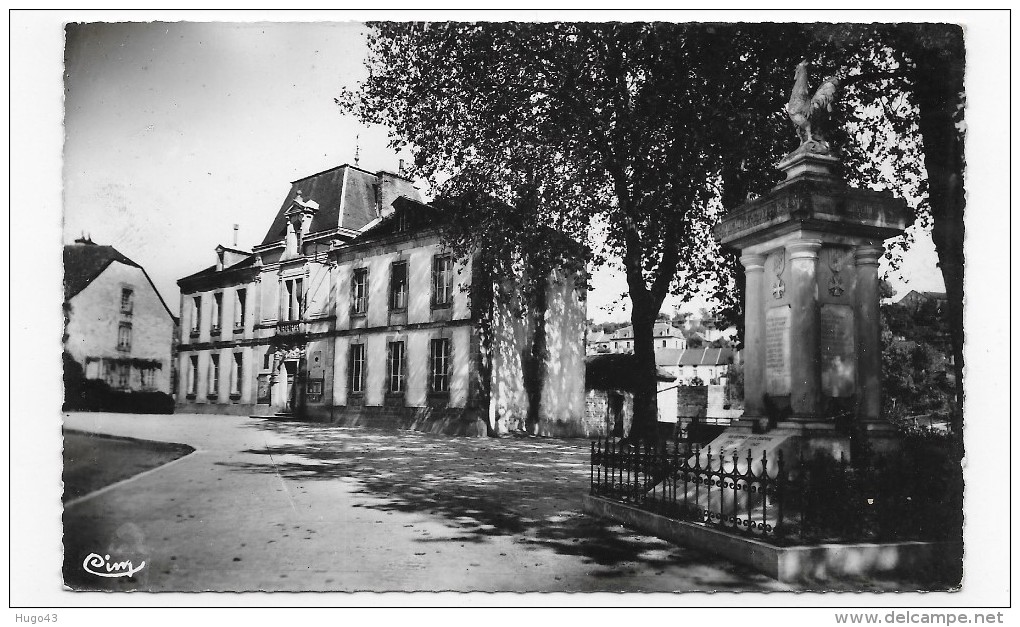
[354,134,360,166]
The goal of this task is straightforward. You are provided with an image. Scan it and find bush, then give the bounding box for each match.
[787,442,962,544]
[63,353,174,414]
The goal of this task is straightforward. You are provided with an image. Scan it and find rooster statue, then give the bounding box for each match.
[785,61,841,153]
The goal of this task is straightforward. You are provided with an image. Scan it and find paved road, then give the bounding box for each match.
[62,412,905,592]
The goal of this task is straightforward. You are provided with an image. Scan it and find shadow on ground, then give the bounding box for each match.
[214,421,792,590]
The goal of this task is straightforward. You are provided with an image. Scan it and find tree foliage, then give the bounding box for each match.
[881,298,955,427]
[341,22,811,441]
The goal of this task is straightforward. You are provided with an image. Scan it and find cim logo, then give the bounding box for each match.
[83,552,145,578]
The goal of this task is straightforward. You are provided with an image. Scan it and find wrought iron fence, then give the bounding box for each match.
[589,435,961,546]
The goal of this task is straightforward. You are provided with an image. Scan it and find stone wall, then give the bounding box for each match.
[677,385,708,419]
[676,384,744,422]
[583,389,634,438]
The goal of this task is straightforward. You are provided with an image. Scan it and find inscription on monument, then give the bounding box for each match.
[765,306,792,395]
[821,304,855,397]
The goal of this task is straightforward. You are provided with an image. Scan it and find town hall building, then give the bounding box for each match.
[176,164,588,436]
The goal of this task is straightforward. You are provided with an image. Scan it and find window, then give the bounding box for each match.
[102,361,114,385]
[263,351,271,370]
[306,379,323,403]
[231,353,243,396]
[211,292,223,334]
[396,212,408,232]
[117,322,132,351]
[141,367,156,390]
[662,340,667,347]
[429,338,451,393]
[120,287,134,315]
[389,261,408,311]
[387,341,405,393]
[432,255,454,306]
[191,296,201,334]
[348,267,369,314]
[209,354,220,397]
[188,356,198,395]
[283,279,303,321]
[234,288,247,330]
[352,268,368,315]
[348,343,366,394]
[118,364,130,389]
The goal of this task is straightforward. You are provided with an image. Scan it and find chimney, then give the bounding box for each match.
[398,159,406,176]
[233,224,239,247]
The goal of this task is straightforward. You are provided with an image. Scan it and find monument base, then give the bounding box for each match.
[703,415,902,465]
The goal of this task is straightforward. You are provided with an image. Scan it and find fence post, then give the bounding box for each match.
[693,443,701,520]
[775,449,785,539]
[746,448,754,534]
[705,446,713,525]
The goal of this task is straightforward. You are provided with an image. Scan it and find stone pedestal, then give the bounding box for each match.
[711,149,912,460]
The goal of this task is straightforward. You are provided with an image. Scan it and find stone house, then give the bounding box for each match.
[176,163,587,436]
[63,237,176,394]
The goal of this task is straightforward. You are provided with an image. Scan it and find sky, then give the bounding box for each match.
[63,20,945,323]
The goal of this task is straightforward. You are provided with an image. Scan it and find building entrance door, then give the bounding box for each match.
[283,360,297,413]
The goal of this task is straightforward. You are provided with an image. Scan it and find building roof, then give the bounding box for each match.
[896,290,948,305]
[177,254,257,284]
[64,239,141,300]
[677,347,734,367]
[63,239,175,321]
[259,164,420,247]
[655,348,686,367]
[586,353,676,392]
[353,195,444,241]
[587,330,609,344]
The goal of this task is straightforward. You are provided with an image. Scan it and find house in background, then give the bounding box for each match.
[176,163,587,436]
[655,346,740,425]
[585,328,612,355]
[663,346,735,385]
[894,290,948,313]
[63,237,176,396]
[597,322,687,354]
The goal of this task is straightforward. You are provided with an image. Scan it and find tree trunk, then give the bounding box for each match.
[471,255,498,437]
[524,272,549,435]
[912,48,966,442]
[627,296,660,444]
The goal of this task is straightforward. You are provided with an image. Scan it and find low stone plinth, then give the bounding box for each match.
[582,494,960,584]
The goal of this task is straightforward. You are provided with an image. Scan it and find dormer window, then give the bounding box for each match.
[396,212,408,233]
